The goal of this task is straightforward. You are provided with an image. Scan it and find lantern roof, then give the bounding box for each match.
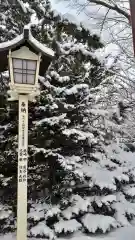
[0,25,55,76]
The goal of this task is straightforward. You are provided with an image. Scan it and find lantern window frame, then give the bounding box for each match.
[8,46,41,94]
[13,58,37,85]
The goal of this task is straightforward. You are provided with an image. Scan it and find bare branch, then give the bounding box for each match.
[87,0,130,20]
[100,8,110,34]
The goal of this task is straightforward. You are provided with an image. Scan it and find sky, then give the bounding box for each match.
[50,0,131,46]
[50,1,87,25]
[50,0,107,39]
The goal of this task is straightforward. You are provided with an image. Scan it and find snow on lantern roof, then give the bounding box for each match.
[0,34,24,50]
[0,25,55,76]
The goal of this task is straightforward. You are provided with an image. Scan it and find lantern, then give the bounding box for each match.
[8,46,41,94]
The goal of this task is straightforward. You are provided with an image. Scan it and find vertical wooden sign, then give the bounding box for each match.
[129,0,135,55]
[17,94,28,240]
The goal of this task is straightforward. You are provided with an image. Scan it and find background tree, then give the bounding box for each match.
[56,0,135,95]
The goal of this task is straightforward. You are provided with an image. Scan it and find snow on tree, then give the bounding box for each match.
[0,0,135,239]
[56,0,135,100]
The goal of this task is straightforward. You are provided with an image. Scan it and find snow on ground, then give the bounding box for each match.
[1,225,135,240]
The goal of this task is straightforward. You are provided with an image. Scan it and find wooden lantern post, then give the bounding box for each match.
[0,25,54,240]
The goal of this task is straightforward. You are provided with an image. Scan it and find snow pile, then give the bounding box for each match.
[62,129,94,141]
[35,114,70,126]
[54,219,82,234]
[1,224,135,239]
[0,34,23,50]
[82,214,119,233]
[94,195,116,208]
[94,43,120,69]
[28,202,49,221]
[123,185,135,198]
[28,208,44,222]
[113,193,135,227]
[81,162,116,191]
[45,206,61,220]
[29,31,54,57]
[29,221,55,239]
[62,194,91,220]
[50,71,70,82]
[0,204,12,220]
[17,0,28,13]
[64,84,89,95]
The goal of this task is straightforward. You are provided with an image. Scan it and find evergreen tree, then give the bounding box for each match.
[0,1,135,239]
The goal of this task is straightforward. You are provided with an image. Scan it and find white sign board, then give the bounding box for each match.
[17,94,28,240]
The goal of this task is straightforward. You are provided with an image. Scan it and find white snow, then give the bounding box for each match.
[61,42,96,59]
[0,123,11,130]
[94,44,121,69]
[31,12,39,25]
[50,71,70,82]
[29,31,54,57]
[0,25,6,30]
[113,193,135,227]
[62,194,91,220]
[28,202,49,221]
[94,195,116,208]
[29,221,55,239]
[0,27,54,58]
[0,205,12,220]
[93,152,118,169]
[81,162,116,191]
[45,206,61,220]
[1,225,135,239]
[38,75,51,87]
[106,143,135,170]
[57,155,82,172]
[64,84,88,95]
[0,34,23,50]
[89,109,109,116]
[82,157,129,190]
[35,114,70,126]
[28,208,44,221]
[54,219,82,234]
[0,210,12,220]
[123,185,135,197]
[82,214,119,233]
[62,129,94,141]
[17,0,28,13]
[59,224,135,240]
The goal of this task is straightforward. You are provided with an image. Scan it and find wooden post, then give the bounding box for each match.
[17,94,28,240]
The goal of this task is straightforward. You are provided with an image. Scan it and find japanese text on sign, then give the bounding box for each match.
[18,148,27,182]
[21,102,26,147]
[18,99,28,184]
[19,149,27,157]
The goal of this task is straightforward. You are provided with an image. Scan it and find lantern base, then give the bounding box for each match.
[8,83,40,102]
